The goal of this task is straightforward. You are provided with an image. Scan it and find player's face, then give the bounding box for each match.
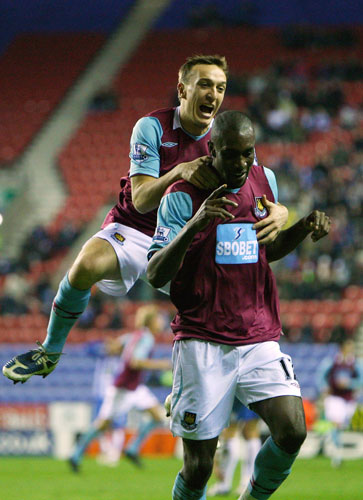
[178,64,227,136]
[209,128,255,189]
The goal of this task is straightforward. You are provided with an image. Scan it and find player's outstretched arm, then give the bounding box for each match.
[147,185,237,288]
[266,210,331,262]
[131,156,221,214]
[129,358,172,371]
[253,195,289,245]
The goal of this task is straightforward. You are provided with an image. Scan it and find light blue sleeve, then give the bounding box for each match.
[263,167,278,203]
[129,116,163,178]
[316,357,333,392]
[132,332,154,360]
[351,361,363,391]
[147,191,193,258]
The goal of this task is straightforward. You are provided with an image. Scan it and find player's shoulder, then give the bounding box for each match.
[251,164,270,175]
[165,179,204,198]
[146,106,175,123]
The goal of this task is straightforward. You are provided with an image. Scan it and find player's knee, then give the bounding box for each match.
[277,423,307,454]
[70,254,99,287]
[185,453,214,487]
[71,246,113,287]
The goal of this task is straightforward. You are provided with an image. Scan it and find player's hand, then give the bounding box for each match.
[180,156,221,190]
[302,210,331,242]
[253,195,289,245]
[190,184,238,232]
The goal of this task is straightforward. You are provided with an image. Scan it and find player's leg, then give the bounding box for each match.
[238,416,261,494]
[3,223,151,383]
[69,417,112,472]
[170,339,238,499]
[124,385,165,466]
[46,236,121,351]
[324,395,355,467]
[235,341,305,500]
[173,437,219,500]
[208,423,240,496]
[69,384,119,471]
[239,395,306,500]
[2,237,119,383]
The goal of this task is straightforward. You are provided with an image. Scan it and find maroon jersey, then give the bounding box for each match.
[327,354,360,401]
[102,107,212,237]
[150,165,282,346]
[113,329,154,391]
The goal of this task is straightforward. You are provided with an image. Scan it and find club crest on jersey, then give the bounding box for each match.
[153,226,171,243]
[181,411,197,430]
[131,143,148,162]
[111,232,125,245]
[254,197,267,218]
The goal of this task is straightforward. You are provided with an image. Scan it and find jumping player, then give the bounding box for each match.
[3,55,288,383]
[147,111,331,500]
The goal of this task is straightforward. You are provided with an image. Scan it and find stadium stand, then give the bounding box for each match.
[0,27,362,343]
[0,23,362,422]
[0,34,105,165]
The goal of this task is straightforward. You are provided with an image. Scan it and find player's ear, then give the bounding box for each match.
[177,82,186,100]
[208,140,216,157]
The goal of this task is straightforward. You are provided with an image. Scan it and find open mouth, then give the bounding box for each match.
[199,104,214,116]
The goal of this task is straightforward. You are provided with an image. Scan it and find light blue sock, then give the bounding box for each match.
[43,274,91,359]
[247,437,299,500]
[71,427,100,465]
[172,472,207,500]
[331,428,341,448]
[126,419,158,455]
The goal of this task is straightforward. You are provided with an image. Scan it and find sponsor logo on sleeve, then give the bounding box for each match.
[153,226,171,243]
[181,411,197,430]
[131,143,148,162]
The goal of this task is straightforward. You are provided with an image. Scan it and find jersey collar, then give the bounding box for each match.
[173,107,213,140]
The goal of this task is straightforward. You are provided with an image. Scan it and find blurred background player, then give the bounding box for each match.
[84,337,126,466]
[3,53,288,384]
[208,399,261,497]
[68,304,171,471]
[316,338,363,467]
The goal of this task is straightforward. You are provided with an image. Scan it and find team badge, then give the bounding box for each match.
[153,226,171,243]
[111,232,125,245]
[131,143,148,162]
[181,411,197,430]
[254,197,267,218]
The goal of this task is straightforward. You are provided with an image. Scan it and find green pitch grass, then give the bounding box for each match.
[1,456,362,500]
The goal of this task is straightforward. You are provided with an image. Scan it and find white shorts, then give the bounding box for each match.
[98,384,159,421]
[324,395,357,427]
[91,222,169,296]
[170,339,301,440]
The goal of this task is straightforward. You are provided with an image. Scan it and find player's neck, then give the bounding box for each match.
[179,111,209,137]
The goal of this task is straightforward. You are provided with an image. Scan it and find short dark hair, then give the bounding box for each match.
[211,110,254,141]
[178,54,228,84]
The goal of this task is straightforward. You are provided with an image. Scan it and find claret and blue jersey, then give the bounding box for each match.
[149,164,282,346]
[102,107,212,236]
